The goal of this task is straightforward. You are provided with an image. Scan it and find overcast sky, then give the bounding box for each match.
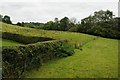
[0,0,119,23]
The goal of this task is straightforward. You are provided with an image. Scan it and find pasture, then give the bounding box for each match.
[1,39,23,46]
[25,38,118,78]
[1,23,118,78]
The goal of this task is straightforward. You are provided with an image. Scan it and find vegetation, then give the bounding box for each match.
[2,32,54,44]
[3,40,74,78]
[1,22,118,78]
[1,22,96,47]
[25,38,118,78]
[4,10,118,39]
[0,15,12,24]
[79,10,120,39]
[1,39,23,46]
[1,9,119,78]
[1,22,75,78]
[1,10,119,39]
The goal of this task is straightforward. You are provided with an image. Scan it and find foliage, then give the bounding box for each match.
[78,10,120,39]
[25,38,118,78]
[2,15,12,24]
[1,21,118,78]
[59,17,70,31]
[55,44,74,57]
[2,40,74,78]
[0,14,3,22]
[13,10,120,39]
[1,39,23,46]
[2,32,54,44]
[1,22,97,48]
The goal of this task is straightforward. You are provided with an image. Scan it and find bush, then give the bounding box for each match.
[55,44,74,57]
[2,32,54,44]
[2,40,74,78]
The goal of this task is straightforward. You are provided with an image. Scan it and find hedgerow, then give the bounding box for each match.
[2,40,74,78]
[2,32,54,44]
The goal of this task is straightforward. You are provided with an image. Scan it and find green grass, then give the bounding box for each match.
[1,22,97,46]
[24,38,118,78]
[1,22,118,78]
[0,39,23,46]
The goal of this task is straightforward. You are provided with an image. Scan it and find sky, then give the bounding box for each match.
[0,0,119,23]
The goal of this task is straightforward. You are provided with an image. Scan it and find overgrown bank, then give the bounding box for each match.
[1,22,118,78]
[2,26,75,78]
[25,38,118,78]
[1,22,97,48]
[1,10,119,39]
[2,40,74,78]
[2,32,54,44]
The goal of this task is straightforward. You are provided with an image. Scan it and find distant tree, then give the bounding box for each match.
[43,21,54,30]
[68,24,79,32]
[17,22,22,26]
[16,22,25,27]
[54,17,59,23]
[93,10,113,22]
[70,17,77,23]
[2,15,12,24]
[81,10,114,25]
[110,17,120,32]
[59,17,70,31]
[66,17,77,31]
[53,17,59,30]
[21,22,24,26]
[0,14,3,22]
[79,10,119,38]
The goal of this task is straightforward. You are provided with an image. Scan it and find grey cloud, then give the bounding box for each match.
[0,2,118,23]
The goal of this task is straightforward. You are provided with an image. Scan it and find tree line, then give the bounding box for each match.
[0,10,120,39]
[0,15,12,24]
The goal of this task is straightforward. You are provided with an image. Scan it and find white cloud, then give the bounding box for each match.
[0,0,119,2]
[0,1,118,23]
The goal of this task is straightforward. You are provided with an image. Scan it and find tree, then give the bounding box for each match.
[70,17,77,23]
[2,15,12,24]
[59,17,70,31]
[43,21,54,30]
[93,10,113,23]
[0,14,3,22]
[53,17,59,30]
[17,22,22,26]
[54,17,59,23]
[80,10,119,39]
[68,24,79,32]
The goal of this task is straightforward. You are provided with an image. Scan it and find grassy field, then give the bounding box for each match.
[24,38,118,78]
[1,23,119,78]
[0,39,23,46]
[1,22,97,46]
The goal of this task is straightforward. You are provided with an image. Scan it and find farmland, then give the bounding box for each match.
[1,23,97,46]
[1,23,119,78]
[25,38,118,78]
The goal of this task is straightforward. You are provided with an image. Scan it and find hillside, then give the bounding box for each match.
[0,39,23,46]
[25,38,118,78]
[1,22,97,47]
[1,23,118,78]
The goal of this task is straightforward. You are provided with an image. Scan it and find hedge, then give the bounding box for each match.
[2,40,74,78]
[2,32,54,44]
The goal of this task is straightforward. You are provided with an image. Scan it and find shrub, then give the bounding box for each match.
[2,32,54,44]
[2,40,74,78]
[55,44,74,57]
